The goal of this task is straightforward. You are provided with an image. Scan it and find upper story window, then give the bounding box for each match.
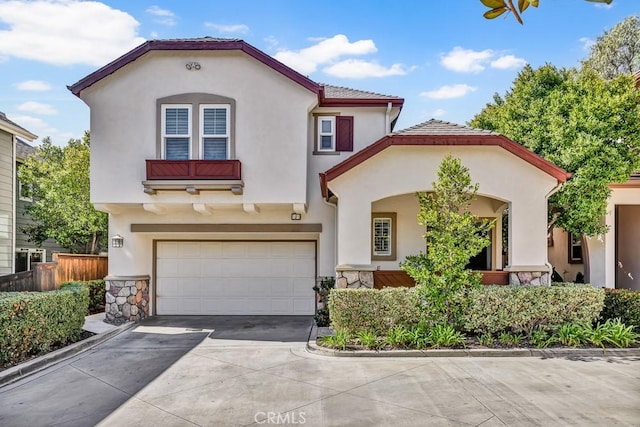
[314,115,354,154]
[201,105,230,160]
[318,117,335,151]
[157,93,235,161]
[162,104,191,160]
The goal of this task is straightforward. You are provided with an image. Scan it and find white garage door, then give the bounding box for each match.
[156,241,316,315]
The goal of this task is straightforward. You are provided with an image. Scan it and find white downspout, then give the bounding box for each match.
[385,102,392,134]
[11,135,16,273]
[322,196,338,272]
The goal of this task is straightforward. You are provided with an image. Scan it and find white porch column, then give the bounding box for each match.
[336,193,371,266]
[506,196,551,285]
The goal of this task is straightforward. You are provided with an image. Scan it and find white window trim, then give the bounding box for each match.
[317,116,336,152]
[199,104,230,160]
[161,104,192,160]
[18,180,33,202]
[16,248,46,271]
[373,217,393,257]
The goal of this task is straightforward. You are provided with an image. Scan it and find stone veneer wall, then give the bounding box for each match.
[336,269,374,289]
[509,271,550,286]
[105,275,150,325]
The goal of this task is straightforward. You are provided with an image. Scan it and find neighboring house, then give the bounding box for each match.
[69,38,569,320]
[0,113,37,274]
[14,138,64,272]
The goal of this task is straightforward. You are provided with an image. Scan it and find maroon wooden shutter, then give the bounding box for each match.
[336,116,354,152]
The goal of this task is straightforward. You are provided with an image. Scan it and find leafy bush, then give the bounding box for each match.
[499,331,524,346]
[61,280,104,314]
[328,288,422,335]
[318,329,350,350]
[0,285,89,365]
[464,284,604,335]
[597,318,639,348]
[356,330,381,350]
[556,323,588,347]
[600,288,640,332]
[385,325,412,348]
[428,324,465,348]
[478,334,495,347]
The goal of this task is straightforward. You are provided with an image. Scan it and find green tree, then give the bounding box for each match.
[401,155,494,326]
[470,64,640,236]
[582,16,640,79]
[481,0,613,25]
[18,132,108,254]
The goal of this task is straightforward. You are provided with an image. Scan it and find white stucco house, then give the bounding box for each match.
[69,38,569,323]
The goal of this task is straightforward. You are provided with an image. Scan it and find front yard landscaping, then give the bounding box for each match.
[318,285,640,352]
[0,283,92,369]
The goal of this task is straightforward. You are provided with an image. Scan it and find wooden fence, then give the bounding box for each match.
[53,253,108,285]
[0,262,57,292]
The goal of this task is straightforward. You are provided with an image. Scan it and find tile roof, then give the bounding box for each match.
[16,138,36,160]
[395,119,500,136]
[321,84,402,100]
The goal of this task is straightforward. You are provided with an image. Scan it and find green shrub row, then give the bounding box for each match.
[600,288,640,331]
[328,287,422,335]
[61,280,105,314]
[0,285,89,365]
[464,284,604,335]
[329,284,605,336]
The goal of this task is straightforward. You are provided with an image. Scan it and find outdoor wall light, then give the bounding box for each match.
[111,234,124,248]
[185,62,201,70]
[291,213,302,221]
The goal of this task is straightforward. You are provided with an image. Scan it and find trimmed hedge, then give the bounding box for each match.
[0,285,89,365]
[329,284,605,337]
[463,284,604,335]
[328,288,422,335]
[61,280,105,314]
[600,288,640,331]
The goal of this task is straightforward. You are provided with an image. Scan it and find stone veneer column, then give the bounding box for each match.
[507,269,550,286]
[104,275,150,325]
[335,266,375,289]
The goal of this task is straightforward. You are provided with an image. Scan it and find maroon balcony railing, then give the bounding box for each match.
[146,159,241,180]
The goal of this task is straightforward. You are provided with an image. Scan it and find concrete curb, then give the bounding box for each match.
[0,321,137,387]
[307,325,640,358]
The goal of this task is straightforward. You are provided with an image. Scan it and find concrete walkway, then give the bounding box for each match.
[1,316,639,426]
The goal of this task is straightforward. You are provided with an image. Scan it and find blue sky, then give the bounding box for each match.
[0,0,637,146]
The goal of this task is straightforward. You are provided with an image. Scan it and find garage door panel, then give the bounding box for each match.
[156,241,315,315]
[293,259,315,276]
[200,242,222,257]
[157,242,179,259]
[179,242,202,258]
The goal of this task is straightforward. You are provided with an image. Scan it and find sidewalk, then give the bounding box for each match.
[83,312,118,334]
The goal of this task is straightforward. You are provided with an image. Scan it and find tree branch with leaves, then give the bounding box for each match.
[481,0,613,25]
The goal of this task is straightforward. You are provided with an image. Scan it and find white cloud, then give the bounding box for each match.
[264,35,279,51]
[323,59,409,79]
[441,47,494,73]
[420,84,477,99]
[593,2,614,9]
[17,101,57,115]
[0,0,145,66]
[429,108,447,117]
[441,46,526,73]
[274,34,377,75]
[146,5,175,26]
[15,80,52,91]
[204,23,250,34]
[490,54,526,70]
[579,36,595,51]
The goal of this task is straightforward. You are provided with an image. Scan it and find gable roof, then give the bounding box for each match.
[69,38,320,97]
[16,138,36,161]
[68,38,404,109]
[0,112,37,141]
[320,119,569,198]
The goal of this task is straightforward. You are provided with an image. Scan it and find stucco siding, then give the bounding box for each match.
[0,129,12,274]
[82,51,318,206]
[548,228,583,282]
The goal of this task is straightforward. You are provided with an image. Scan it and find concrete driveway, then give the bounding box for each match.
[1,316,639,427]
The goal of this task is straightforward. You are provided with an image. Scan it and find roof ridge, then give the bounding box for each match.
[321,83,402,99]
[394,119,499,136]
